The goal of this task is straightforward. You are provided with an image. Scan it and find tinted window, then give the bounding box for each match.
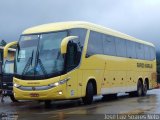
[69,29,87,48]
[126,40,136,58]
[136,43,144,59]
[87,31,103,56]
[103,35,116,56]
[115,38,127,57]
[144,45,151,60]
[68,29,87,70]
[150,47,156,60]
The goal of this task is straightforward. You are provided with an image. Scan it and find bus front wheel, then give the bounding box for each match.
[44,100,51,108]
[82,82,94,105]
[10,95,18,102]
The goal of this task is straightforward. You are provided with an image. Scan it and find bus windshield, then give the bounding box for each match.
[15,29,87,79]
[15,31,67,77]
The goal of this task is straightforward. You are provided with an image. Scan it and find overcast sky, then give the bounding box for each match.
[0,0,160,51]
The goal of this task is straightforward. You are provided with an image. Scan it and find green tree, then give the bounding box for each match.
[0,39,7,46]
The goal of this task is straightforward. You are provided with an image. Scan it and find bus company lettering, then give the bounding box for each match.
[27,82,40,85]
[137,63,153,68]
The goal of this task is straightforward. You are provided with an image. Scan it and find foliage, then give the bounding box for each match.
[0,39,7,46]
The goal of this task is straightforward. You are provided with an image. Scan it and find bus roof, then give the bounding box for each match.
[22,21,154,47]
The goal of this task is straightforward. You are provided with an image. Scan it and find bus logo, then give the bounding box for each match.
[32,87,36,91]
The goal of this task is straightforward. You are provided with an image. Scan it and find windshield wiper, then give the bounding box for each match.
[17,44,20,62]
[22,50,34,75]
[36,51,47,75]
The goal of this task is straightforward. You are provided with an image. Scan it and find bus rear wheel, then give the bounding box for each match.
[142,81,148,96]
[82,82,94,105]
[137,80,143,97]
[129,80,143,97]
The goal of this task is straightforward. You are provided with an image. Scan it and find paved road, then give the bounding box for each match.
[0,89,160,120]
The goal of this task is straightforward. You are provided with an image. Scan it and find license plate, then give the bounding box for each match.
[30,93,39,97]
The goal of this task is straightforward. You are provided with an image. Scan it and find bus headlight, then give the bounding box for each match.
[49,82,60,87]
[14,83,21,88]
[48,77,70,87]
[59,77,70,84]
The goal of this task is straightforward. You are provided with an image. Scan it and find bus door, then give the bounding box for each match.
[103,60,115,94]
[65,40,82,98]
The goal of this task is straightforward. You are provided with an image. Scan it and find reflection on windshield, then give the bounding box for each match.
[37,32,65,75]
[16,36,39,76]
[15,31,67,77]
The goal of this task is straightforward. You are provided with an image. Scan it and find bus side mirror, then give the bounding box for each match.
[60,36,78,54]
[4,41,18,58]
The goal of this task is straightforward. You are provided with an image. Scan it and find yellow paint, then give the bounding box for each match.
[4,41,17,58]
[5,21,156,100]
[61,36,78,54]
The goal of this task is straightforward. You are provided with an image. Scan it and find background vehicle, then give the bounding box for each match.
[0,50,2,94]
[4,22,157,106]
[0,46,16,102]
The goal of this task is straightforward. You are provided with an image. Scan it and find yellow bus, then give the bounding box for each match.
[4,22,157,106]
[0,46,17,102]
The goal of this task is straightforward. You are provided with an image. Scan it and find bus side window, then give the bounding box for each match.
[69,29,87,49]
[103,35,116,56]
[86,31,103,57]
[115,38,127,57]
[144,45,151,60]
[150,47,156,60]
[136,43,145,60]
[126,41,136,59]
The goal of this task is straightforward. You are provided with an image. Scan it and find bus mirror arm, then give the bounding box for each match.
[4,41,18,58]
[85,54,90,58]
[60,36,78,54]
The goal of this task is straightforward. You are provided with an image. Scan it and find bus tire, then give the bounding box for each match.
[82,82,94,105]
[142,81,148,96]
[10,95,18,102]
[45,100,51,108]
[137,80,143,97]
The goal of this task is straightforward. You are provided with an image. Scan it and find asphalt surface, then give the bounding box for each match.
[0,89,160,120]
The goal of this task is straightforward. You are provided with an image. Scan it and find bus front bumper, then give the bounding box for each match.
[13,85,66,100]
